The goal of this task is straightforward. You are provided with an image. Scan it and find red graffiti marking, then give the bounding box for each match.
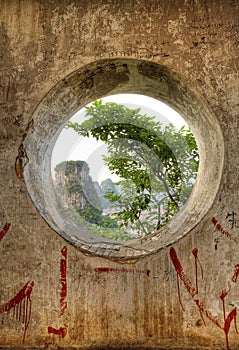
[192,248,203,294]
[0,281,34,343]
[95,267,150,276]
[198,287,238,349]
[211,217,237,243]
[220,287,231,322]
[194,298,223,328]
[224,308,238,350]
[170,247,239,350]
[60,246,67,315]
[0,222,11,241]
[232,264,239,283]
[169,247,196,304]
[218,286,238,349]
[48,326,67,338]
[48,247,68,340]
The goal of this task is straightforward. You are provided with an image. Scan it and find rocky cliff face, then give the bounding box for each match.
[54,160,119,211]
[54,160,94,209]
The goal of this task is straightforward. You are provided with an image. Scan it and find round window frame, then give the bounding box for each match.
[22,59,224,260]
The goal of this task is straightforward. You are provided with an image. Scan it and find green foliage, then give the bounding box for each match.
[90,225,132,241]
[63,206,131,241]
[76,204,103,225]
[67,100,199,236]
[76,203,118,229]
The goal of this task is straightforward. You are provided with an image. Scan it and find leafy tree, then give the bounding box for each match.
[63,205,132,241]
[76,203,103,225]
[67,100,199,236]
[76,203,119,229]
[100,178,119,209]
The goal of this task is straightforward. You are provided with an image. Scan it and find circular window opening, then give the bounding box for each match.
[22,59,224,260]
[51,94,199,242]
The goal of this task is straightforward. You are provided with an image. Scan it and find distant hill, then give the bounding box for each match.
[100,178,119,209]
[54,160,118,211]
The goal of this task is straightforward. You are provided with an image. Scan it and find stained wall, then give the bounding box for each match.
[0,1,239,349]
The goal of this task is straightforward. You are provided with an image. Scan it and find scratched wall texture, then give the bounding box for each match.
[0,0,239,349]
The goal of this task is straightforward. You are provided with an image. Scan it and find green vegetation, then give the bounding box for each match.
[63,206,132,241]
[67,100,199,237]
[76,203,118,228]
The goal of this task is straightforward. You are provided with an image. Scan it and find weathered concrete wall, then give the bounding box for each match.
[0,0,238,349]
